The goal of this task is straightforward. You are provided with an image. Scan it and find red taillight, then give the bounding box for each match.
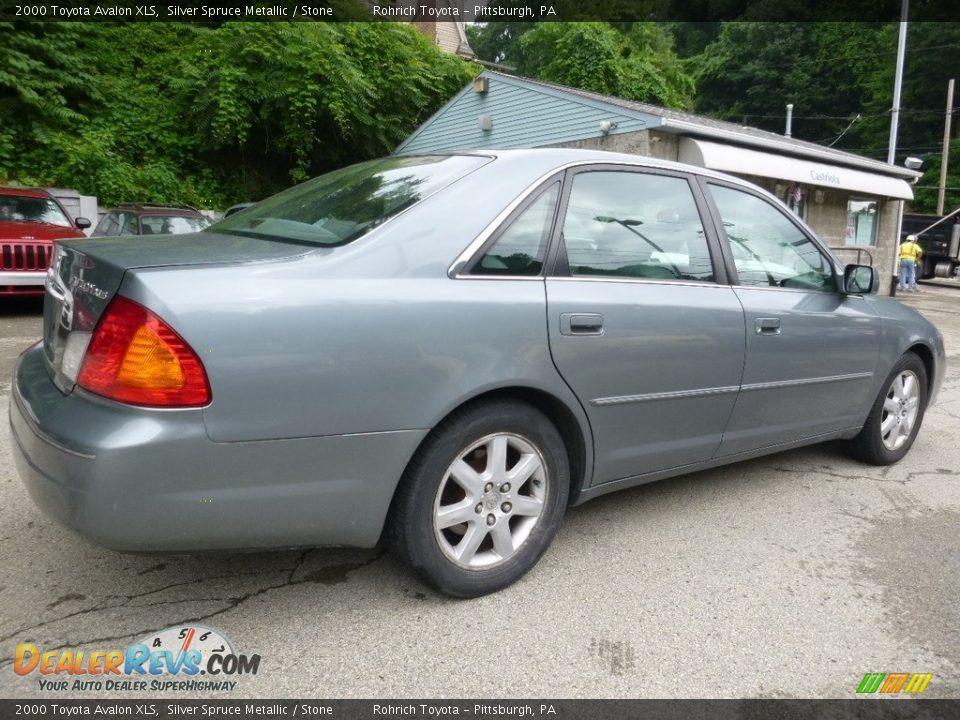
[77,296,211,407]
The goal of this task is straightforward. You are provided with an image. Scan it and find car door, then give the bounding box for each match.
[701,179,882,457]
[545,166,747,485]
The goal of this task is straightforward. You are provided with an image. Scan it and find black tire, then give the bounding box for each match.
[848,352,928,465]
[389,399,569,598]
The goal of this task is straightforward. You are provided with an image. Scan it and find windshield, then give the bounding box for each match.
[0,196,72,227]
[207,155,489,246]
[140,215,211,235]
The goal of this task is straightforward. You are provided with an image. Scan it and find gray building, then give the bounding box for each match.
[397,71,922,294]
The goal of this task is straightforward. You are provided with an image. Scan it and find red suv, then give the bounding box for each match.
[0,187,91,296]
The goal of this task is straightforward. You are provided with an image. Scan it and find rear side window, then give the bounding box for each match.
[209,155,489,247]
[472,183,560,276]
[118,213,139,236]
[561,171,715,282]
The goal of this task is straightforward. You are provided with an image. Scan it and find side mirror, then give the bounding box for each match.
[844,264,878,294]
[75,217,92,230]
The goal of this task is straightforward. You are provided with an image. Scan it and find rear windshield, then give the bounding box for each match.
[207,155,489,246]
[140,215,210,235]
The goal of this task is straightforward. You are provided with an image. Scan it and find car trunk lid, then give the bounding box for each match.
[43,232,311,392]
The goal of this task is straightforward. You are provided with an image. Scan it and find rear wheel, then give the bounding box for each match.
[848,353,927,465]
[390,400,569,598]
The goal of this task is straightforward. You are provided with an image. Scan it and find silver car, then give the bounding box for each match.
[10,150,946,597]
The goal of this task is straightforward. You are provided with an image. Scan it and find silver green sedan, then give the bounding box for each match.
[10,150,946,597]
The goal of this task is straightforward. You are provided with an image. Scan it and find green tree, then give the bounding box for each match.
[0,22,98,177]
[692,23,887,144]
[910,138,960,214]
[466,21,535,66]
[1,21,476,208]
[691,21,960,163]
[176,22,475,187]
[517,22,694,108]
[856,23,960,162]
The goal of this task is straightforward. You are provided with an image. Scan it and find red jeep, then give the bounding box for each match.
[0,187,91,296]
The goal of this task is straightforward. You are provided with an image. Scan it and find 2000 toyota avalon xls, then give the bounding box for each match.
[10,150,946,597]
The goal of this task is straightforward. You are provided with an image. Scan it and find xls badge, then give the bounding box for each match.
[14,624,260,693]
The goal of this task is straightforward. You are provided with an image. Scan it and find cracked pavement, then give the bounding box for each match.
[1,286,958,699]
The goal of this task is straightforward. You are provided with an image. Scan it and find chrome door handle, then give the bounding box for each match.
[560,313,604,336]
[755,317,781,335]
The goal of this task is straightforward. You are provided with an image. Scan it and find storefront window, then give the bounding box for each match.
[845,199,878,246]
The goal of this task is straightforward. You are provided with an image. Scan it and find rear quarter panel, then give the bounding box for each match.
[118,159,592,449]
[123,266,577,442]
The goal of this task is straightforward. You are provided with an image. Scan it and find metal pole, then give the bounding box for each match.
[891,200,904,295]
[785,104,793,138]
[914,204,960,236]
[888,0,909,165]
[938,78,955,215]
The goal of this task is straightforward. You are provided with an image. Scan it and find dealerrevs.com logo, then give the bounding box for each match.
[14,625,260,693]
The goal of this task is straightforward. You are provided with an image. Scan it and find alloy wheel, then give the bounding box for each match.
[433,433,548,569]
[880,370,920,451]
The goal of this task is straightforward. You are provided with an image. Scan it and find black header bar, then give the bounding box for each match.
[2,0,959,23]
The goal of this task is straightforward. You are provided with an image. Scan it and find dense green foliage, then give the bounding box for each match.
[467,21,694,109]
[4,17,958,213]
[912,138,960,214]
[516,23,694,109]
[0,21,475,208]
[690,22,960,211]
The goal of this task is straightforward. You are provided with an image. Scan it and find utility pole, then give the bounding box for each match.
[888,0,909,165]
[938,78,955,216]
[888,0,909,295]
[785,104,793,138]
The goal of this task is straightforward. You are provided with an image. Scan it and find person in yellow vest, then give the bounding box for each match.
[899,235,923,292]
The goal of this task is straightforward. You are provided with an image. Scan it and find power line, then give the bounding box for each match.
[719,40,960,72]
[719,108,957,123]
[827,113,862,147]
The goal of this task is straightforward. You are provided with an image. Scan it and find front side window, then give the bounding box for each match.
[93,214,119,237]
[709,184,835,292]
[472,183,559,276]
[560,171,715,282]
[118,213,139,236]
[845,199,879,246]
[209,155,489,246]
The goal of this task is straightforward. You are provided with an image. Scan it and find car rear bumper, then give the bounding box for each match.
[10,343,427,552]
[0,270,47,285]
[1,270,46,295]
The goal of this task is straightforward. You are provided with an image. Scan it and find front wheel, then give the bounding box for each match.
[848,353,928,465]
[389,400,569,598]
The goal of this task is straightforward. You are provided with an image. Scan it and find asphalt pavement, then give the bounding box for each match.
[1,289,958,699]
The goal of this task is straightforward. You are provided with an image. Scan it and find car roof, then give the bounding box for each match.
[0,186,55,199]
[401,147,770,192]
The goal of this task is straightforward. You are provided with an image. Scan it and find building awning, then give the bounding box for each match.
[679,138,914,201]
